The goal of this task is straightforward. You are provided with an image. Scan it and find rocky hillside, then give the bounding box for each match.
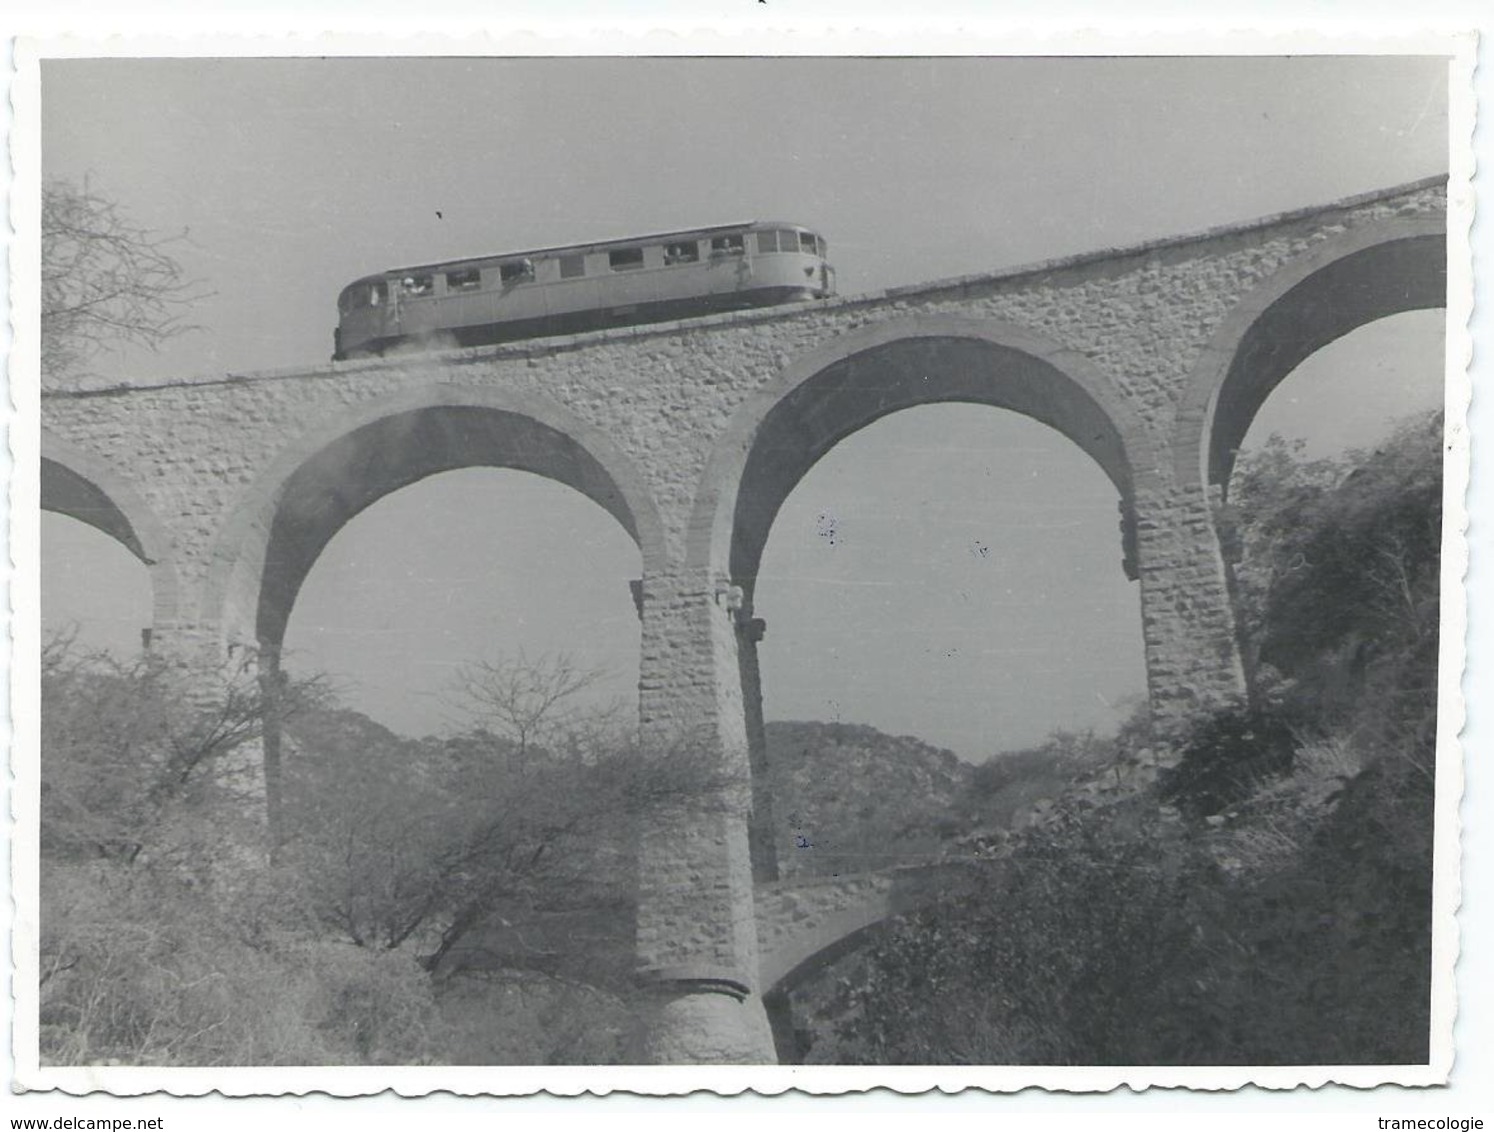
[764,721,977,878]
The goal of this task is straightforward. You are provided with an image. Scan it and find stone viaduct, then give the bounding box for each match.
[38,177,1447,1063]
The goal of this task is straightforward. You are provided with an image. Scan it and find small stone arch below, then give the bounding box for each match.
[756,862,987,1061]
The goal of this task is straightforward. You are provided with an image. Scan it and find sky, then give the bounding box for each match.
[38,55,1450,759]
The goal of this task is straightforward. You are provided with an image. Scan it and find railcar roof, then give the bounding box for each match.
[358,221,821,281]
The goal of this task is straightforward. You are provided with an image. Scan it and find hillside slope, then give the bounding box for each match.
[764,720,976,877]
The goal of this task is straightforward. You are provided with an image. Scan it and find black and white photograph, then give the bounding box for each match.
[10,36,1478,1099]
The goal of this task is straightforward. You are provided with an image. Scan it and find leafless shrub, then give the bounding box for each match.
[42,178,210,387]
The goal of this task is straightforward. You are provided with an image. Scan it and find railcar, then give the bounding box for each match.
[333,221,836,360]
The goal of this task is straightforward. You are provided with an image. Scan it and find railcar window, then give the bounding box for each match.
[664,241,700,265]
[559,255,586,279]
[402,273,434,297]
[447,268,482,291]
[342,283,383,313]
[777,230,799,252]
[370,281,387,306]
[756,232,778,254]
[799,232,818,254]
[499,259,535,284]
[609,247,645,271]
[710,235,746,256]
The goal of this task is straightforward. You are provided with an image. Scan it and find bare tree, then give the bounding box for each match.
[41,178,207,387]
[446,651,617,768]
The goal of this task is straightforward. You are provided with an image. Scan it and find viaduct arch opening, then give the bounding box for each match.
[706,324,1157,1059]
[1174,224,1445,702]
[205,389,663,846]
[283,466,645,740]
[754,403,1147,755]
[41,458,154,565]
[696,322,1156,882]
[41,513,154,659]
[204,388,663,659]
[722,332,1143,589]
[1180,225,1446,499]
[246,403,654,654]
[40,437,180,650]
[1234,309,1446,467]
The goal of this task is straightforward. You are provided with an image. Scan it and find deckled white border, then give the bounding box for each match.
[4,25,1480,1100]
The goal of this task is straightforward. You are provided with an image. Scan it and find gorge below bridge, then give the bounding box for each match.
[38,177,1448,1063]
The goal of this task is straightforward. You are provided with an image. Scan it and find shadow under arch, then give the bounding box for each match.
[1173,216,1446,499]
[761,914,897,1063]
[40,430,181,636]
[202,383,666,654]
[689,314,1161,587]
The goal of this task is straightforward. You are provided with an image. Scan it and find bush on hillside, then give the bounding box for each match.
[38,640,448,1066]
[1224,412,1442,732]
[765,721,973,877]
[1158,703,1299,818]
[39,857,441,1065]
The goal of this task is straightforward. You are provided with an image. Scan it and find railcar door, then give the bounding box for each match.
[705,232,753,298]
[548,251,603,334]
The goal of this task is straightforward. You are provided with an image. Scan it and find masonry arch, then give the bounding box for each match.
[204,384,665,655]
[761,914,896,1063]
[1173,216,1446,498]
[692,315,1162,587]
[691,316,1159,881]
[40,431,181,636]
[754,863,982,1061]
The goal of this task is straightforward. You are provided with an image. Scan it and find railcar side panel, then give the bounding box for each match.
[333,222,834,360]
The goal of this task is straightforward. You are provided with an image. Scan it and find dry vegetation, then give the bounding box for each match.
[38,409,1442,1066]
